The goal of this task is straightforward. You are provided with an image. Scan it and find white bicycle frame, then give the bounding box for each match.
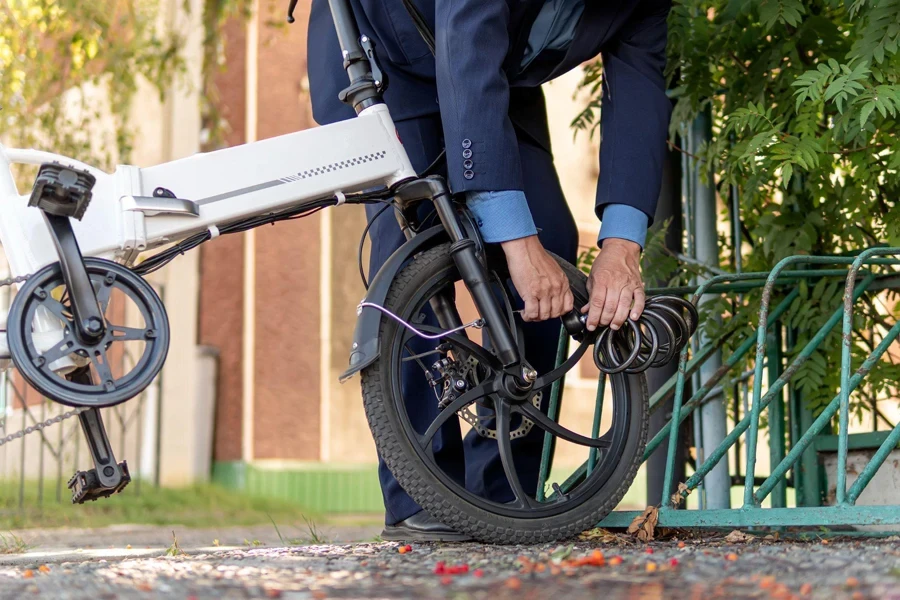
[0,103,417,361]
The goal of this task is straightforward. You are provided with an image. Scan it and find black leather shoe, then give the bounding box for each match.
[381,510,472,542]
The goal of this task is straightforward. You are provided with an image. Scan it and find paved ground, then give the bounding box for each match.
[1,525,900,599]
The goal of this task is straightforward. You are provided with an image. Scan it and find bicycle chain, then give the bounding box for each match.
[0,271,89,446]
[0,407,88,448]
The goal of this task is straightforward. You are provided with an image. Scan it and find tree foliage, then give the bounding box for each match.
[577,0,900,417]
[0,1,184,169]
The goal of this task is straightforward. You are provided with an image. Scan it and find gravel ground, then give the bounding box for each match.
[2,526,900,599]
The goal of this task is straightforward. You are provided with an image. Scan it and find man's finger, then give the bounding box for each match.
[599,285,620,327]
[584,284,607,331]
[549,287,564,319]
[631,286,646,321]
[610,286,634,331]
[562,289,575,314]
[522,296,539,322]
[538,294,552,321]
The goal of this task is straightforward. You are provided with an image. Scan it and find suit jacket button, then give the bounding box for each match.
[462,139,472,149]
[463,170,475,180]
[462,149,473,159]
[463,159,473,169]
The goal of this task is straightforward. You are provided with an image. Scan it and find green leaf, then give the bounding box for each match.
[860,101,876,127]
[782,163,793,188]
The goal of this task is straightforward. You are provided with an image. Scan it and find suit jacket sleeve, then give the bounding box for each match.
[596,0,672,224]
[435,0,523,194]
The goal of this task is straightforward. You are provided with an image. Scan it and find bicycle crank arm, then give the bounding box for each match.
[67,370,131,503]
[43,213,107,343]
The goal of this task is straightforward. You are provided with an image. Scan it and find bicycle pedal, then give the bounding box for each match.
[28,163,96,220]
[67,461,131,504]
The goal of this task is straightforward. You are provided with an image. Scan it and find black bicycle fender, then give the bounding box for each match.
[339,225,449,382]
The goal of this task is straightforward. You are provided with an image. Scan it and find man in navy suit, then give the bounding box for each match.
[308,0,672,540]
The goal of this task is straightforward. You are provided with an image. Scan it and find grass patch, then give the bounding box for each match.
[0,481,315,530]
[0,531,30,553]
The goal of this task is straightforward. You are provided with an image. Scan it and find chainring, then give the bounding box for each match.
[8,258,170,408]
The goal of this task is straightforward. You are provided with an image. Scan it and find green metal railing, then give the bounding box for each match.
[536,250,900,531]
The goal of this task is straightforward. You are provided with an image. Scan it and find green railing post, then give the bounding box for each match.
[743,256,878,508]
[536,327,570,501]
[754,318,900,503]
[673,273,875,506]
[587,375,606,474]
[836,248,900,505]
[767,325,786,508]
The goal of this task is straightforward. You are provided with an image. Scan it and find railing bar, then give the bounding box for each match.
[672,273,874,505]
[644,288,800,460]
[587,374,606,475]
[848,419,900,503]
[837,248,900,505]
[536,327,569,501]
[755,317,900,503]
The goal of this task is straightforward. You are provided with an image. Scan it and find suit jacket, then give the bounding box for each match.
[307,0,672,222]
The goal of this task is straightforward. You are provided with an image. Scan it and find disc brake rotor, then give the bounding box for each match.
[455,355,541,440]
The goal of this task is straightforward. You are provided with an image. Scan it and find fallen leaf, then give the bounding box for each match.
[627,506,659,542]
[646,562,658,573]
[821,539,830,545]
[126,545,132,550]
[851,593,864,600]
[846,577,859,588]
[473,569,484,578]
[677,541,686,549]
[579,528,618,543]
[759,575,776,589]
[670,482,690,507]
[441,576,452,586]
[669,558,679,567]
[725,530,755,544]
[609,556,623,566]
[136,583,153,592]
[550,544,574,563]
[23,570,33,579]
[37,565,50,574]
[800,583,812,595]
[265,590,282,599]
[505,577,522,590]
[725,553,739,561]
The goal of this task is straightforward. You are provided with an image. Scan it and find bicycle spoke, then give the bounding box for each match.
[420,383,490,447]
[95,279,114,315]
[109,325,147,341]
[496,402,537,509]
[415,325,502,370]
[37,296,72,324]
[40,337,76,365]
[90,346,116,390]
[515,403,611,449]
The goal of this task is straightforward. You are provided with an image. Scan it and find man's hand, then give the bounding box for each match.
[583,238,645,331]
[502,235,574,322]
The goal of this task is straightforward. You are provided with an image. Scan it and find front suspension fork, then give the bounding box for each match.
[430,194,521,369]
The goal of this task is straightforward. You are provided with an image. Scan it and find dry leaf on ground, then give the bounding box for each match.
[670,483,690,507]
[724,530,755,544]
[627,506,659,542]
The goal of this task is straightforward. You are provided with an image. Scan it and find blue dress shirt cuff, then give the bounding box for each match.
[598,204,649,249]
[465,190,538,243]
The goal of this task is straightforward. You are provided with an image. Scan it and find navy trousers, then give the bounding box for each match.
[370,114,578,525]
